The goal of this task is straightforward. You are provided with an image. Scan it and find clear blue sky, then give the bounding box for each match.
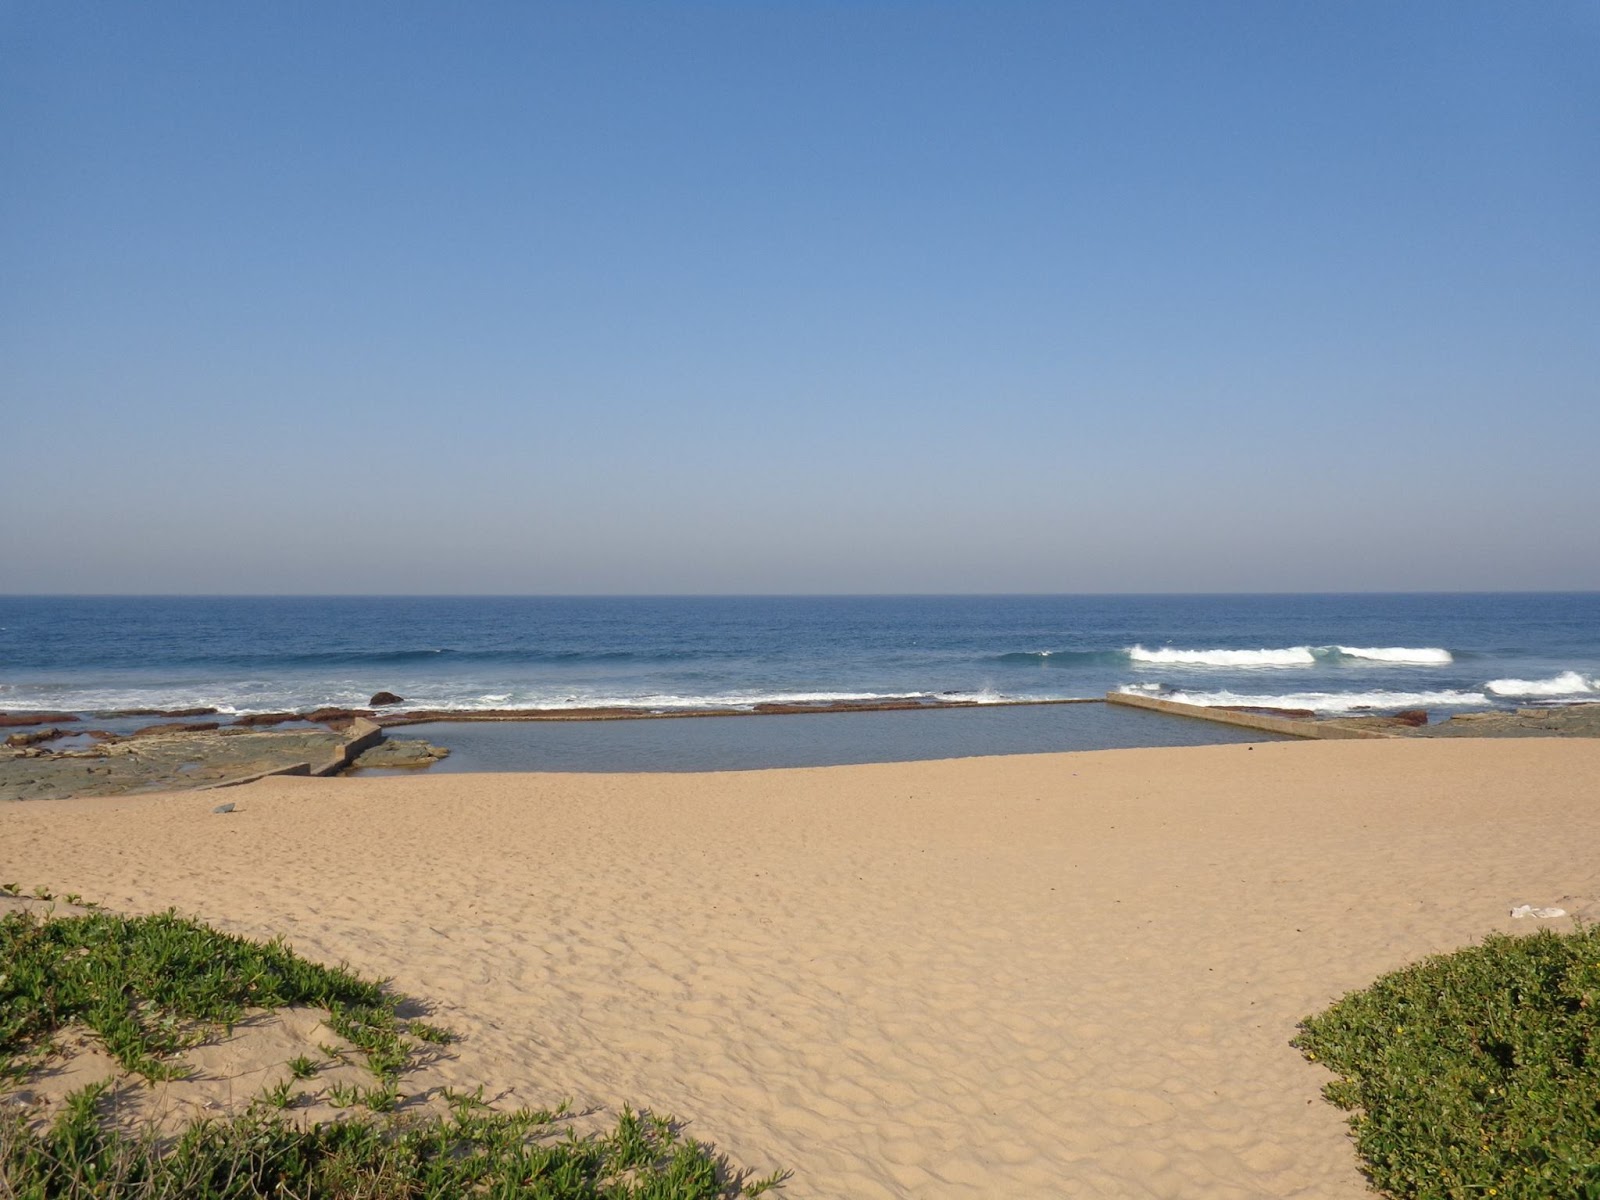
[4,1,1596,593]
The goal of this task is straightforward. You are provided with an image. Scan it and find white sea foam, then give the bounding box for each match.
[1128,645,1316,667]
[426,690,958,712]
[1335,646,1454,665]
[1118,686,1488,715]
[1483,671,1595,698]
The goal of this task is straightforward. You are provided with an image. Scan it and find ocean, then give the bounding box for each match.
[3,593,1595,721]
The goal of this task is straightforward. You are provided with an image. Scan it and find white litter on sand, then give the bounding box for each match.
[1509,904,1567,919]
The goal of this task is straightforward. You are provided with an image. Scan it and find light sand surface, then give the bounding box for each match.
[3,738,1598,1197]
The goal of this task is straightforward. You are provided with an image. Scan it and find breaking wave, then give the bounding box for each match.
[1334,646,1454,665]
[1484,671,1595,698]
[1124,645,1454,668]
[1128,646,1317,667]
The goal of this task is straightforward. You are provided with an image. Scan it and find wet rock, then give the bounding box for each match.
[1413,702,1600,739]
[1,727,348,801]
[368,691,405,707]
[0,713,79,727]
[1391,709,1429,727]
[231,712,300,727]
[5,728,64,748]
[350,738,450,769]
[130,721,222,738]
[304,704,372,732]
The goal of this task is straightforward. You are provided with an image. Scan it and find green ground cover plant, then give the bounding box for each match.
[0,906,784,1198]
[1295,925,1600,1200]
[0,907,404,1085]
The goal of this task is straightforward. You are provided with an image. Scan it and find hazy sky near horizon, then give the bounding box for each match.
[4,2,1597,594]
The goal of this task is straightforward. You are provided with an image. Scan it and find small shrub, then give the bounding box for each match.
[1296,925,1600,1199]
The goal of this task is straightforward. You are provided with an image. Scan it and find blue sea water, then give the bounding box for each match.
[2,594,1596,720]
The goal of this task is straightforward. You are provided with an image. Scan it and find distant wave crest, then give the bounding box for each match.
[1484,671,1595,698]
[1124,644,1453,668]
[1334,646,1454,665]
[1128,645,1317,667]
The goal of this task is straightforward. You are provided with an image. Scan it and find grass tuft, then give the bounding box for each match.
[286,1053,318,1080]
[1,1088,773,1198]
[1295,925,1600,1200]
[406,1019,454,1045]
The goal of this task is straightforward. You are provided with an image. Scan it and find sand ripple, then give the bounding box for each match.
[3,739,1597,1196]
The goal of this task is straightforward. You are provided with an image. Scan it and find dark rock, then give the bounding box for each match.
[212,802,236,814]
[130,721,222,738]
[231,712,300,727]
[368,691,405,707]
[5,727,63,747]
[1391,709,1429,727]
[306,707,373,730]
[0,712,80,727]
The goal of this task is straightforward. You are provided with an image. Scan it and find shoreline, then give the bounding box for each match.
[7,695,1596,803]
[8,692,1597,733]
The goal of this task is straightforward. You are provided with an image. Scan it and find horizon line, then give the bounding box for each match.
[3,590,1598,600]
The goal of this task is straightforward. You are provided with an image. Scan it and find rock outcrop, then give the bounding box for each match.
[5,728,63,748]
[350,738,450,769]
[231,712,301,727]
[131,721,222,738]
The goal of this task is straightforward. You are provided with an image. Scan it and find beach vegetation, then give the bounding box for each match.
[325,1079,363,1109]
[0,906,785,1197]
[286,1053,318,1080]
[0,907,397,1086]
[1,1083,784,1198]
[258,1077,296,1110]
[407,1018,455,1045]
[1295,925,1600,1199]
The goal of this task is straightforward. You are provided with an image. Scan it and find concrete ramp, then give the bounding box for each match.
[1107,691,1396,740]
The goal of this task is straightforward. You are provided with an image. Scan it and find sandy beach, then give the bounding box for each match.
[3,737,1597,1197]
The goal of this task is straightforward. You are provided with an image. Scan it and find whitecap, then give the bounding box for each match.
[1127,645,1316,667]
[1483,671,1594,698]
[1334,646,1454,665]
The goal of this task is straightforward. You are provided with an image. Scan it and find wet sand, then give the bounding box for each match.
[2,738,1596,1197]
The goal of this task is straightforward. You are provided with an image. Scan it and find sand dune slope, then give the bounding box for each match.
[3,739,1597,1198]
